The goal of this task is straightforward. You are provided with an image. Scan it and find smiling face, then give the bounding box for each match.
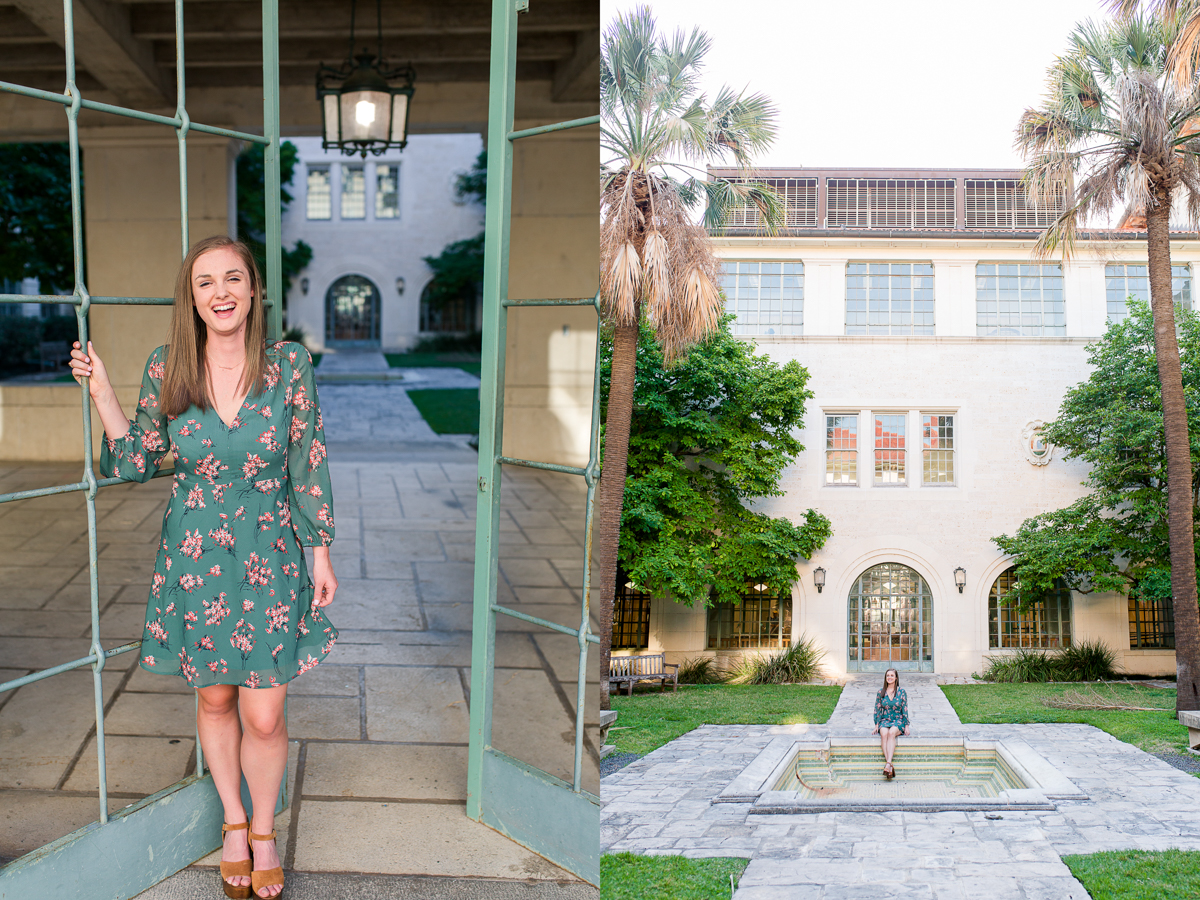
[885,669,897,685]
[191,246,253,342]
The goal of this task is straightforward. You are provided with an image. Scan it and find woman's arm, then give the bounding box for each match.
[70,340,131,439]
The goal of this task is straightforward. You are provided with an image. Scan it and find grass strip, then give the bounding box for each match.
[385,352,481,377]
[601,853,747,900]
[1063,849,1200,900]
[940,682,1186,753]
[407,387,479,435]
[609,684,841,756]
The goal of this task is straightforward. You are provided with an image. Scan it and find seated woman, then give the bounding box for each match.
[871,668,909,779]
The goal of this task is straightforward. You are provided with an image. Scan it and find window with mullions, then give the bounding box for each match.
[341,164,366,219]
[376,164,399,219]
[1129,597,1174,649]
[719,261,803,336]
[613,572,651,650]
[874,414,905,484]
[826,414,857,485]
[976,264,1064,335]
[988,568,1072,649]
[1106,263,1192,323]
[306,166,331,220]
[922,414,954,484]
[846,262,934,335]
[706,583,792,650]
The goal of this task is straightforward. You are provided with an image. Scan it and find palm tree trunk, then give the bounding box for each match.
[1146,199,1200,713]
[596,322,639,712]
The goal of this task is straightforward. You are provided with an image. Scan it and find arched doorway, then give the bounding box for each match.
[325,274,381,346]
[848,562,933,672]
[419,278,478,333]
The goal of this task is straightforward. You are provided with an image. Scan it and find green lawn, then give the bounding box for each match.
[407,388,479,435]
[385,352,481,377]
[1064,849,1200,900]
[609,684,841,756]
[601,853,747,900]
[940,682,1186,753]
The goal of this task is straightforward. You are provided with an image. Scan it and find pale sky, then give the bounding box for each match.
[601,0,1110,171]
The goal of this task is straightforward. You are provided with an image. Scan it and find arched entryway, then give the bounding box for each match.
[325,274,381,346]
[848,562,933,672]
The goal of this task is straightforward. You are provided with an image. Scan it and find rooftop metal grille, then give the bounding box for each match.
[965,179,1063,229]
[826,179,955,229]
[724,177,818,229]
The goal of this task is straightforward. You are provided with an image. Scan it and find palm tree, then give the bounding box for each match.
[1017,11,1200,711]
[597,6,780,707]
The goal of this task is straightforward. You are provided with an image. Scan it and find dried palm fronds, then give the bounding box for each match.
[602,241,642,327]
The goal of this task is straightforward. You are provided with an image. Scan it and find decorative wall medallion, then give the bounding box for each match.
[1021,420,1054,466]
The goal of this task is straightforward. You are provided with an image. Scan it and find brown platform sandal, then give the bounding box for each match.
[249,828,284,899]
[220,822,252,900]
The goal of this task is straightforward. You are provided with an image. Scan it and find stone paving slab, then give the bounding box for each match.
[601,673,1200,897]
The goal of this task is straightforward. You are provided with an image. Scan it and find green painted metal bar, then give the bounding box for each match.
[175,0,189,255]
[467,0,520,825]
[0,294,273,306]
[0,642,138,695]
[0,468,173,505]
[507,114,600,141]
[490,604,600,642]
[262,0,283,341]
[500,297,596,307]
[497,456,587,476]
[0,81,271,145]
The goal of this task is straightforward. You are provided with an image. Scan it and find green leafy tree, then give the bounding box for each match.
[0,143,74,290]
[602,318,831,608]
[1016,11,1200,710]
[236,140,312,306]
[421,151,486,320]
[994,301,1200,646]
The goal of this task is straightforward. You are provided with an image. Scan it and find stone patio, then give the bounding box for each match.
[601,674,1200,899]
[0,369,597,897]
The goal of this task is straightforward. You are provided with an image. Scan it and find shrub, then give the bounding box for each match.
[0,315,45,373]
[677,656,724,685]
[1058,638,1120,681]
[412,332,481,353]
[982,641,1120,683]
[725,635,825,685]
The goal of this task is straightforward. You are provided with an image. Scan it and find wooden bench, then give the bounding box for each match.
[609,654,679,696]
[1179,710,1200,751]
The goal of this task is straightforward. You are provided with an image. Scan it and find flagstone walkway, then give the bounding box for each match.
[0,369,596,897]
[601,674,1200,899]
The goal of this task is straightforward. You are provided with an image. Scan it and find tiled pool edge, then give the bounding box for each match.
[716,735,1086,814]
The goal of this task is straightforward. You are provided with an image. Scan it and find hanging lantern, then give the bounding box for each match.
[316,0,415,157]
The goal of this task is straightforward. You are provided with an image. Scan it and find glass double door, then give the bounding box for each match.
[848,562,933,671]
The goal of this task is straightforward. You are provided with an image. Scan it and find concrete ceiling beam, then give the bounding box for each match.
[11,0,169,105]
[551,28,597,103]
[166,59,556,88]
[0,6,50,42]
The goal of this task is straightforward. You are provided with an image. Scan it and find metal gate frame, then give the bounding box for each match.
[848,565,934,673]
[466,0,601,886]
[0,2,283,895]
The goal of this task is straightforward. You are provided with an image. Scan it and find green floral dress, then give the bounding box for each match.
[873,688,909,731]
[102,341,337,689]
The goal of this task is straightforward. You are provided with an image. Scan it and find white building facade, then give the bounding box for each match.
[281,133,484,352]
[614,167,1197,678]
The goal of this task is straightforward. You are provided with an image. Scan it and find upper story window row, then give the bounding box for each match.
[305,162,400,222]
[715,172,1066,232]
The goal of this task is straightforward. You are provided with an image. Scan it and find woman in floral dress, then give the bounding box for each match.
[70,235,336,899]
[872,668,909,780]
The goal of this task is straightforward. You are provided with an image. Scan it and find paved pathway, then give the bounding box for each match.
[0,364,596,897]
[601,674,1200,899]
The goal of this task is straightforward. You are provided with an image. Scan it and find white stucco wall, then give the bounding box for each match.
[280,133,484,351]
[629,235,1195,677]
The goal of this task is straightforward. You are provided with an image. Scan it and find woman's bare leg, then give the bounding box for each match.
[196,684,250,888]
[240,684,288,898]
[883,726,900,765]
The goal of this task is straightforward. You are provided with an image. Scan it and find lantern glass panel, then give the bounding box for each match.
[340,90,390,142]
[322,94,339,143]
[390,94,409,144]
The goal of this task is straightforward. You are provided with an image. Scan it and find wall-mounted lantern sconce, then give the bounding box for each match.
[395,277,405,295]
[300,277,309,296]
[954,567,966,594]
[813,567,826,593]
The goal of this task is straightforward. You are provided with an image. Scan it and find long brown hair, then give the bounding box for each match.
[160,235,268,417]
[878,668,900,698]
